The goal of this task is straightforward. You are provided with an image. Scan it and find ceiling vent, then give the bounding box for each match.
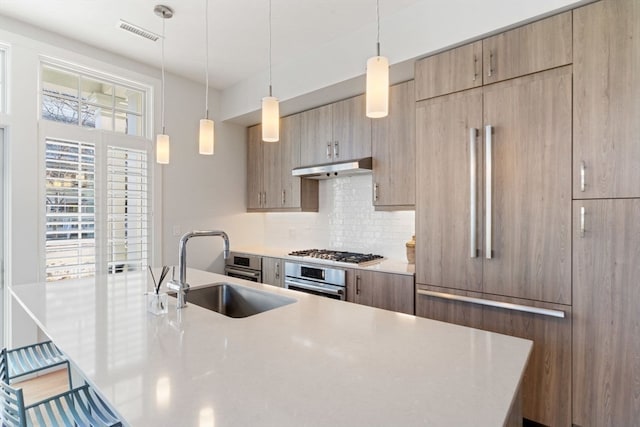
[118,19,160,42]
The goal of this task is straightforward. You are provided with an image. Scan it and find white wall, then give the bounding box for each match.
[0,16,256,347]
[263,175,415,261]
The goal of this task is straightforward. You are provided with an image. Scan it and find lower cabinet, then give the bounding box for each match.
[348,270,414,315]
[262,257,283,287]
[416,284,571,427]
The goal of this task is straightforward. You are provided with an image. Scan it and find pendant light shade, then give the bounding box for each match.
[262,96,279,142]
[199,0,215,155]
[261,0,279,142]
[155,4,173,164]
[366,55,389,118]
[156,133,170,164]
[199,118,215,154]
[366,0,389,119]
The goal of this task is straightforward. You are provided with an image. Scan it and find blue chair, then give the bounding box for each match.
[2,341,72,388]
[0,348,122,426]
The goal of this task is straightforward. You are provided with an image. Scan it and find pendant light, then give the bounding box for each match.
[261,0,279,142]
[366,0,389,119]
[199,0,214,155]
[155,5,173,164]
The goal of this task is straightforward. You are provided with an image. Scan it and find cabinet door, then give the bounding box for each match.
[573,199,640,427]
[415,41,482,101]
[482,296,571,427]
[372,80,416,209]
[415,285,483,328]
[262,257,283,287]
[247,125,264,210]
[353,270,414,315]
[262,128,282,209]
[483,11,572,84]
[574,0,640,198]
[482,67,571,304]
[280,115,301,209]
[300,104,333,166]
[332,95,371,161]
[415,88,483,292]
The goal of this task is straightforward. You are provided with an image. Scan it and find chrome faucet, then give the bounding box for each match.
[167,230,230,309]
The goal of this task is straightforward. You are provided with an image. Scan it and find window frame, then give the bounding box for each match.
[38,120,160,282]
[39,58,152,139]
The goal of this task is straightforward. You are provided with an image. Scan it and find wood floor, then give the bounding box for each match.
[14,368,69,405]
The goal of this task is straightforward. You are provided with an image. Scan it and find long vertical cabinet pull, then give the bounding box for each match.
[580,206,586,237]
[469,128,478,258]
[334,141,340,158]
[485,125,493,259]
[580,161,586,192]
[356,275,361,295]
[326,142,332,160]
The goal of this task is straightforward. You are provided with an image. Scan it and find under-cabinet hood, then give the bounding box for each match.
[292,157,373,179]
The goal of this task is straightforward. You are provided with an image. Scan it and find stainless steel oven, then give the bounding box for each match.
[284,262,346,300]
[225,252,262,282]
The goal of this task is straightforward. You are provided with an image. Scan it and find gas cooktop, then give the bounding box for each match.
[288,249,384,266]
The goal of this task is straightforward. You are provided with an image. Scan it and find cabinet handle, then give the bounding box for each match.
[580,161,586,192]
[580,206,586,238]
[327,142,332,160]
[416,289,566,319]
[374,183,379,202]
[262,192,266,207]
[282,190,286,205]
[356,275,361,295]
[472,54,478,82]
[275,262,280,280]
[469,128,478,258]
[334,141,339,158]
[485,125,493,259]
[487,50,494,77]
[258,192,261,206]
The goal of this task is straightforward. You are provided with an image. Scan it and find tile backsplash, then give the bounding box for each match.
[263,175,415,261]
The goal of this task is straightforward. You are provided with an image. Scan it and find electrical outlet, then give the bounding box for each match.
[288,228,296,239]
[172,225,181,236]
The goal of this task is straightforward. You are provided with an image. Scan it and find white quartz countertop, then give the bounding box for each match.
[232,246,416,275]
[10,269,531,427]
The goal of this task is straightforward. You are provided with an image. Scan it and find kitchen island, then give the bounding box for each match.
[10,269,531,426]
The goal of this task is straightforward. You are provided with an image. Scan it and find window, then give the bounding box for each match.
[43,126,151,282]
[41,64,146,137]
[0,48,5,113]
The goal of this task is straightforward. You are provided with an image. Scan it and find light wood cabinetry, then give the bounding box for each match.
[416,67,572,304]
[416,284,571,427]
[372,80,416,209]
[415,41,482,101]
[300,95,371,167]
[573,0,640,199]
[483,11,572,85]
[262,257,283,287]
[247,117,318,212]
[347,270,414,315]
[573,199,640,427]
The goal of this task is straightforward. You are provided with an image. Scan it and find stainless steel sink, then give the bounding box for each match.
[170,283,296,318]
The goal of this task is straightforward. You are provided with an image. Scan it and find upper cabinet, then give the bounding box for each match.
[300,95,371,166]
[574,0,640,199]
[483,11,572,84]
[372,80,416,209]
[247,117,318,212]
[415,12,571,101]
[415,41,482,101]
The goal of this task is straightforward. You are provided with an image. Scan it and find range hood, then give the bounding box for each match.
[292,157,373,179]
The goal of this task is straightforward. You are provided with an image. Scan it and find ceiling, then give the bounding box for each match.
[0,0,421,90]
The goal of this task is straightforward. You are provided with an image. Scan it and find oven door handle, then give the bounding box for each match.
[225,267,261,280]
[284,279,344,297]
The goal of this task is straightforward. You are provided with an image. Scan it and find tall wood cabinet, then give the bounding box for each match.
[416,67,572,305]
[573,0,640,199]
[572,199,640,427]
[247,117,318,212]
[371,80,416,209]
[300,95,371,166]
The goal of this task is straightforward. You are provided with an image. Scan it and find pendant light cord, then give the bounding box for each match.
[161,15,166,133]
[376,0,381,56]
[204,0,209,119]
[268,0,273,97]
